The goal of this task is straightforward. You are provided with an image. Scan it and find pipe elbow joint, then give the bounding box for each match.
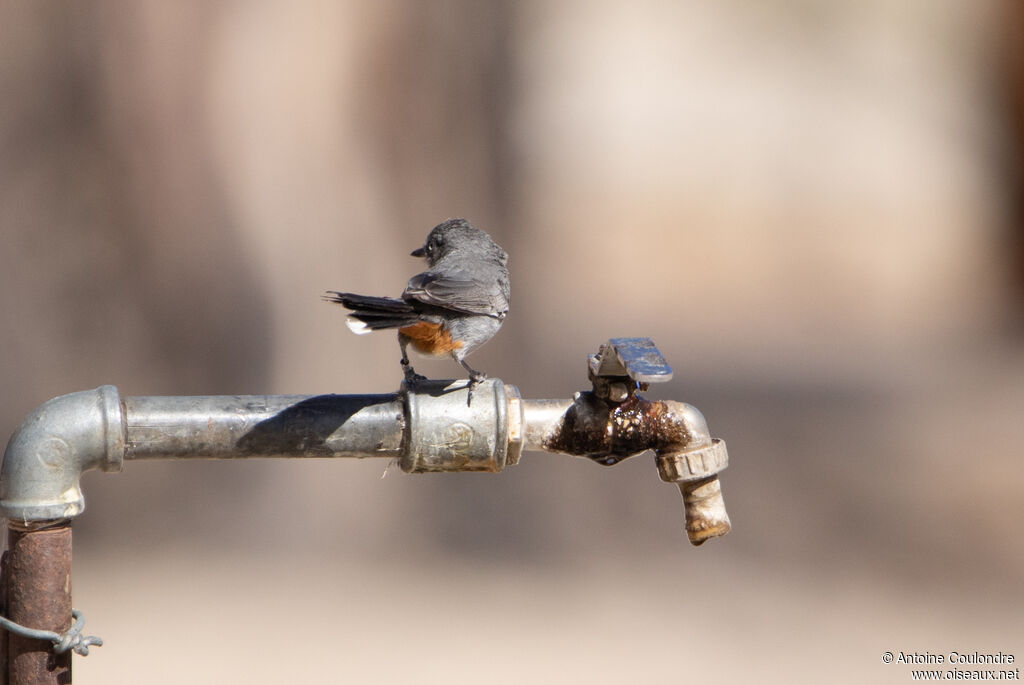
[1,386,125,525]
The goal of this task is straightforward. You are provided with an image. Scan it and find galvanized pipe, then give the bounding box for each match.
[123,394,405,461]
[520,399,574,452]
[2,524,73,685]
[0,387,409,525]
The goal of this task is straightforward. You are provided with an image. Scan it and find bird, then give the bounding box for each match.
[325,218,510,391]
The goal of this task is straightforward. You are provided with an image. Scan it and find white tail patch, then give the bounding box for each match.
[346,317,372,335]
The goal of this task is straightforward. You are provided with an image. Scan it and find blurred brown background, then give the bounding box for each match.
[2,2,1023,683]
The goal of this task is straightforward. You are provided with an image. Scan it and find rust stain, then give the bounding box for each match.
[542,393,691,466]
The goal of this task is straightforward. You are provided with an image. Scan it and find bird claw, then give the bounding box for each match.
[465,372,487,406]
[402,361,428,387]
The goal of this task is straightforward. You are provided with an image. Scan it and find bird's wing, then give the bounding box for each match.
[403,270,506,316]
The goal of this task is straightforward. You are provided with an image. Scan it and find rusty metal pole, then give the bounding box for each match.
[2,524,72,685]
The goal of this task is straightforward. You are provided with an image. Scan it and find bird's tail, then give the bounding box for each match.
[323,291,419,334]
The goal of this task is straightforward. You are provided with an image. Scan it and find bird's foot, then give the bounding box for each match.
[466,371,487,406]
[402,361,428,387]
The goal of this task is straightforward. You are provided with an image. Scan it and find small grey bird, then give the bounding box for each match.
[325,218,510,389]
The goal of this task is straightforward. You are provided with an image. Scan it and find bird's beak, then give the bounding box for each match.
[411,246,426,258]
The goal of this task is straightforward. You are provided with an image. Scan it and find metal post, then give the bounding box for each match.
[2,524,72,685]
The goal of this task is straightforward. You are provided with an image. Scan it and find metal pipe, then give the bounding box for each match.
[2,524,73,685]
[124,393,404,461]
[1,380,522,521]
[0,387,409,525]
[521,399,573,452]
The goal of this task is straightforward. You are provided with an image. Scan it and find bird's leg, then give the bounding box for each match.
[459,358,487,386]
[458,358,487,405]
[399,336,427,386]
